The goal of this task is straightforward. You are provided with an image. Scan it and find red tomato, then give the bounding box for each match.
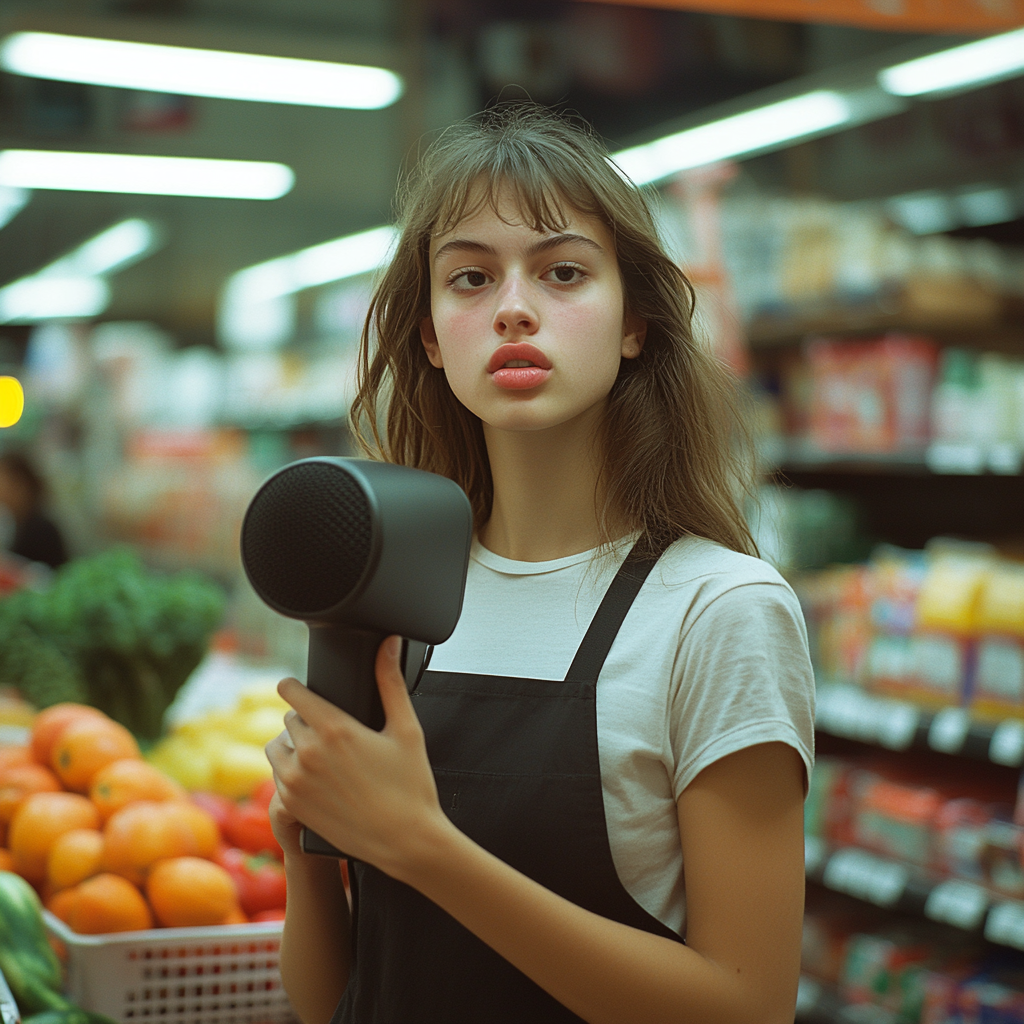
[190,791,235,834]
[224,799,281,857]
[217,846,287,916]
[251,778,276,810]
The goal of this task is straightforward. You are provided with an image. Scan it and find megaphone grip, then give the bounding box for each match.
[301,625,386,858]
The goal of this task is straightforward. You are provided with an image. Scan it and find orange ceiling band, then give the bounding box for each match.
[575,0,1024,34]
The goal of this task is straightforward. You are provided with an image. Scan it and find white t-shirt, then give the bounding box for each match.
[428,533,816,935]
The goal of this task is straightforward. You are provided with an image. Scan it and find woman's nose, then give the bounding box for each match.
[493,278,538,337]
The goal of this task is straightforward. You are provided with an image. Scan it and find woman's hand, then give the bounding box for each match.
[264,635,449,881]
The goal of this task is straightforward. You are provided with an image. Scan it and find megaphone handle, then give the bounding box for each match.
[300,624,387,858]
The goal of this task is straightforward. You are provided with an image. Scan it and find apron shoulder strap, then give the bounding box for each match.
[563,541,668,684]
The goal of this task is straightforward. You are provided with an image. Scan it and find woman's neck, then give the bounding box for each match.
[479,411,612,562]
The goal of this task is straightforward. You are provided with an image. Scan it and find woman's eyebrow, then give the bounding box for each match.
[432,233,605,264]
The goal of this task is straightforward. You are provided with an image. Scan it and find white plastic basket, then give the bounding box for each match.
[43,911,298,1024]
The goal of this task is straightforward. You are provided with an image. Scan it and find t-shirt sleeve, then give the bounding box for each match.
[668,580,815,798]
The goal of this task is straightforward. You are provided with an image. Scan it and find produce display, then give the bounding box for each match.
[0,548,225,740]
[0,701,287,954]
[0,869,116,1022]
[148,683,288,797]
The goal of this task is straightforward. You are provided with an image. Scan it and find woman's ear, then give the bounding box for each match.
[420,317,444,368]
[621,316,646,360]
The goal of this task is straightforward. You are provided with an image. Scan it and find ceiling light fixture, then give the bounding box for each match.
[612,90,853,186]
[47,218,161,277]
[219,224,397,350]
[0,149,294,200]
[0,276,109,324]
[0,31,404,110]
[0,217,162,323]
[0,185,29,231]
[878,27,1024,97]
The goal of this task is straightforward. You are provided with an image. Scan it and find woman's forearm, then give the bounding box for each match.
[395,823,779,1024]
[278,854,352,1024]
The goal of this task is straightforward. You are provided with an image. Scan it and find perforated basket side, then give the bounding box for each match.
[44,912,297,1024]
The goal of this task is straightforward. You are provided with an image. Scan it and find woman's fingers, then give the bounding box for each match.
[376,635,415,731]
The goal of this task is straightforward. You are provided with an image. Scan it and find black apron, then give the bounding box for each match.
[332,543,684,1024]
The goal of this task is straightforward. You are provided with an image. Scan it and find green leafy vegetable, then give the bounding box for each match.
[0,547,225,740]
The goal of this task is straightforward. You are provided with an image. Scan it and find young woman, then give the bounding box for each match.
[265,105,815,1024]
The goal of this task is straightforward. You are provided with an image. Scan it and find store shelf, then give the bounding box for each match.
[770,441,1023,477]
[805,838,1024,953]
[747,300,1023,350]
[815,684,1024,767]
[796,975,894,1024]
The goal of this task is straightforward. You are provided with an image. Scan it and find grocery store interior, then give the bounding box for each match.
[1,0,1024,1021]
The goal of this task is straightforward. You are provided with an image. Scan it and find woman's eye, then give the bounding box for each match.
[547,264,584,284]
[451,270,488,289]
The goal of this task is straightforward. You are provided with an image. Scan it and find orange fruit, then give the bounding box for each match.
[146,857,237,928]
[0,745,32,777]
[0,848,13,872]
[8,791,100,883]
[90,759,186,822]
[48,828,104,890]
[102,801,220,885]
[0,763,62,823]
[46,885,79,925]
[30,704,106,767]
[68,873,153,934]
[52,718,141,793]
[223,904,248,925]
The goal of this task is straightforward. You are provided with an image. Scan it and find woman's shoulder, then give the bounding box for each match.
[655,534,792,596]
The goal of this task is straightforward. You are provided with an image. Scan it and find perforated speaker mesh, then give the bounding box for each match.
[241,462,373,616]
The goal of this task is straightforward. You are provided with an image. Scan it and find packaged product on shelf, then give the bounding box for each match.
[840,926,939,1022]
[793,564,873,685]
[932,799,1024,899]
[855,778,944,869]
[864,548,927,698]
[805,334,938,454]
[928,350,1024,475]
[970,562,1024,722]
[892,544,993,711]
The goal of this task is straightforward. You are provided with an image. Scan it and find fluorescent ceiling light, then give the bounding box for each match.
[879,27,1024,97]
[0,149,293,200]
[0,276,109,324]
[228,225,399,300]
[956,187,1015,227]
[0,185,29,230]
[613,90,853,186]
[0,31,403,110]
[45,218,160,277]
[0,217,162,323]
[219,224,397,350]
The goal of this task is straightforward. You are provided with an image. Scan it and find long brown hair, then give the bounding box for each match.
[351,104,756,557]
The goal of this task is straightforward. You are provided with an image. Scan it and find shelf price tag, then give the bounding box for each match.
[822,848,908,908]
[876,702,920,751]
[989,720,1024,767]
[928,708,971,755]
[985,901,1024,950]
[924,879,989,931]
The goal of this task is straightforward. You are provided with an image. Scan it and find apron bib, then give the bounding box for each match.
[333,544,682,1024]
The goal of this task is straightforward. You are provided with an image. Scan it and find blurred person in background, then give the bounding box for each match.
[0,452,68,570]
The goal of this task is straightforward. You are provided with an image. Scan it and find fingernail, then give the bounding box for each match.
[387,635,402,659]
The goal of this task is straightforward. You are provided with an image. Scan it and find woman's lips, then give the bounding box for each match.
[492,366,551,390]
[487,343,552,390]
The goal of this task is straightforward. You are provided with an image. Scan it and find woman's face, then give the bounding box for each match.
[421,191,644,436]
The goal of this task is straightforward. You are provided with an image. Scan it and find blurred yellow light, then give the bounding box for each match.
[0,375,24,427]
